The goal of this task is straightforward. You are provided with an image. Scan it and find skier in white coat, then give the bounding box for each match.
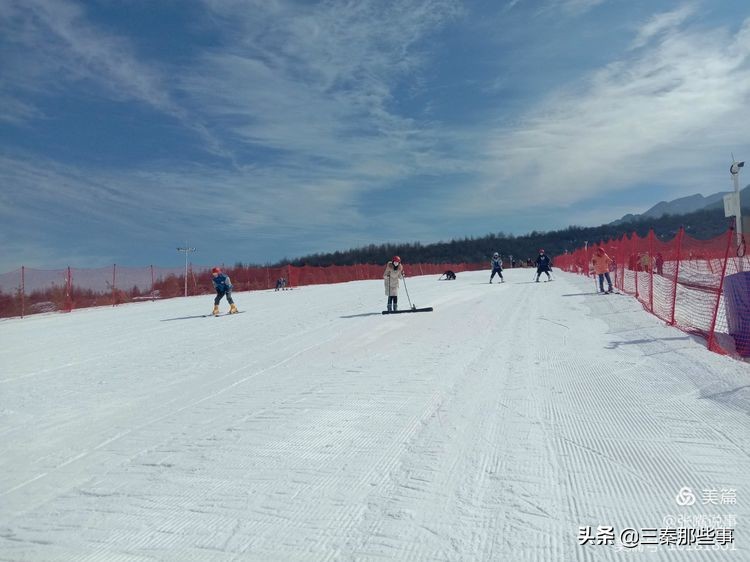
[384,256,404,312]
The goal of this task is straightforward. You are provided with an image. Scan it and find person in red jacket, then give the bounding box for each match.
[591,247,613,293]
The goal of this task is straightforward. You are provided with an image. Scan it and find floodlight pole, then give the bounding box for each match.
[730,157,744,247]
[177,244,196,297]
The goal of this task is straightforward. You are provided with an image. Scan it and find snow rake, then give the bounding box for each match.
[383,275,433,314]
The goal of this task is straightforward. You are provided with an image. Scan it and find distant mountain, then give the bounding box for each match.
[611,185,749,225]
[261,185,749,268]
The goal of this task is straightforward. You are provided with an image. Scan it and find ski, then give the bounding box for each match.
[382,307,433,315]
[204,311,246,317]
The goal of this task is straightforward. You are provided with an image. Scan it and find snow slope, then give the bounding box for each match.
[1,269,749,561]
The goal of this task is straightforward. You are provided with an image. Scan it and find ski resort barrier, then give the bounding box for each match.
[0,262,486,319]
[555,227,750,359]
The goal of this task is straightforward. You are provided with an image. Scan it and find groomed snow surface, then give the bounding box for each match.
[1,269,749,561]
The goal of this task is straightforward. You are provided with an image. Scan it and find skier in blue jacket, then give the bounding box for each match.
[489,252,504,283]
[211,267,238,315]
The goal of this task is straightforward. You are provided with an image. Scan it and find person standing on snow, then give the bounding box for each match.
[489,252,504,283]
[591,247,614,293]
[535,249,552,282]
[384,256,404,312]
[211,267,238,316]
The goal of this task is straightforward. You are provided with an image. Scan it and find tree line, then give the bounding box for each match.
[272,205,745,267]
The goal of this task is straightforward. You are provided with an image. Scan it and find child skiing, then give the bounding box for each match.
[489,252,504,283]
[535,249,552,282]
[591,247,614,293]
[211,267,238,315]
[384,256,404,312]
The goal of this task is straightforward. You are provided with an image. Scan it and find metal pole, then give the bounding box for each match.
[729,157,745,271]
[21,266,25,319]
[730,159,744,247]
[176,244,196,298]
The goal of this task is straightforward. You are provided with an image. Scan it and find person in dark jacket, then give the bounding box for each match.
[489,252,504,283]
[535,249,552,282]
[211,267,238,315]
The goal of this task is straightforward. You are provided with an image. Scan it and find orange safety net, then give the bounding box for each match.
[0,261,487,319]
[555,227,750,358]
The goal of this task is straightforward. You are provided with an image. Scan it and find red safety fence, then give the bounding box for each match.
[555,227,750,359]
[0,261,487,319]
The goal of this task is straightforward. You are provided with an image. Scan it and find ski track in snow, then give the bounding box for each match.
[0,270,749,561]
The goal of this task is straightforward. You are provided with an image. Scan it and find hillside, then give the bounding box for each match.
[282,200,748,267]
[611,185,749,225]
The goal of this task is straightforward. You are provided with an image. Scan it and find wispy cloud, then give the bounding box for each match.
[467,13,750,213]
[0,0,229,156]
[1,0,171,111]
[630,3,698,49]
[184,0,462,176]
[0,94,42,124]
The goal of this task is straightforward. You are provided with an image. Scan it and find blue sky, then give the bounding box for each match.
[1,0,749,270]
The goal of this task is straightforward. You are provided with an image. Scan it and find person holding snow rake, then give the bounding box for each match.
[384,256,404,312]
[211,267,238,316]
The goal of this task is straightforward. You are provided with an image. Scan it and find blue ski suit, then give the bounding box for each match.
[212,273,235,305]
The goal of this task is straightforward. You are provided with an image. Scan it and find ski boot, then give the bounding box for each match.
[213,305,220,316]
[229,303,238,314]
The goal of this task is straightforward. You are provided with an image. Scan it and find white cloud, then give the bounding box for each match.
[1,0,171,110]
[631,3,698,49]
[0,0,230,156]
[0,94,42,124]
[467,14,750,213]
[183,0,462,177]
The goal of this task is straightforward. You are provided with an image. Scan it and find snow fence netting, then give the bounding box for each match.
[0,262,486,319]
[556,227,750,358]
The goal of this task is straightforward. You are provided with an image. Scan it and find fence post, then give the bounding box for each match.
[66,266,72,312]
[669,227,684,326]
[616,234,628,293]
[20,266,25,319]
[150,265,155,301]
[648,229,655,313]
[632,232,639,299]
[707,227,735,353]
[112,264,117,306]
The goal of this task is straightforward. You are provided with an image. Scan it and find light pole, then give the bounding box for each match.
[176,244,196,297]
[729,157,745,247]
